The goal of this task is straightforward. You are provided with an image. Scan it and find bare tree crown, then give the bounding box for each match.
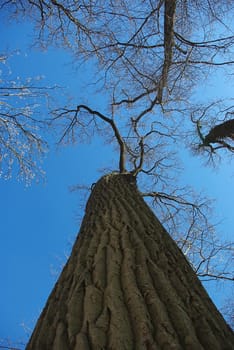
[1,0,234,283]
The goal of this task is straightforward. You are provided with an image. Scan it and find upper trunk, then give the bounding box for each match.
[26,173,234,350]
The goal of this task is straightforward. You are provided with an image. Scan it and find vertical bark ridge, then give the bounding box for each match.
[26,173,234,350]
[120,225,157,349]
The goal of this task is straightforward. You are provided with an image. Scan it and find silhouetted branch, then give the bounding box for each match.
[204,119,234,144]
[3,0,233,287]
[0,346,22,350]
[191,107,234,155]
[53,105,126,173]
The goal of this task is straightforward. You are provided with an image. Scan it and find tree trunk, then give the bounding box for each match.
[26,173,234,350]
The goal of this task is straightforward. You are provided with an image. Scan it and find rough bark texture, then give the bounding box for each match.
[26,173,234,350]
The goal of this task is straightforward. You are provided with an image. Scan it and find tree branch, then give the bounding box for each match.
[55,105,127,173]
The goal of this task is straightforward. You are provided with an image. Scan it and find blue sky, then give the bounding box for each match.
[0,10,233,349]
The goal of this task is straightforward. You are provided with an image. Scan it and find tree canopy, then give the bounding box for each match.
[1,0,234,334]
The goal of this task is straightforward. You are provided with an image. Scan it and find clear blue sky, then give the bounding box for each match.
[0,11,233,349]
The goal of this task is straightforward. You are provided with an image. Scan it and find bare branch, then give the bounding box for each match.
[157,0,176,103]
[53,105,126,173]
[2,0,234,287]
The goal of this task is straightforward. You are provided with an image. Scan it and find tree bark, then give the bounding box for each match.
[26,173,234,350]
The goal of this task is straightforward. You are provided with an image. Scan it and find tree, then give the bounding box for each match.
[1,0,234,347]
[0,52,59,182]
[26,173,234,349]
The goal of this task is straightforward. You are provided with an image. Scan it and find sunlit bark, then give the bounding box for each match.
[26,173,234,349]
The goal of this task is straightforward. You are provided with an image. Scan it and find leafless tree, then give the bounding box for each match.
[2,0,234,327]
[0,338,24,350]
[0,53,57,182]
[2,0,233,280]
[51,103,234,283]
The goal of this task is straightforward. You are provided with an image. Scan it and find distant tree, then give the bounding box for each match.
[1,0,234,347]
[0,337,24,350]
[0,53,56,182]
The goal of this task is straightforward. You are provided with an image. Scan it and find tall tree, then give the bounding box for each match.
[1,0,234,347]
[26,172,233,349]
